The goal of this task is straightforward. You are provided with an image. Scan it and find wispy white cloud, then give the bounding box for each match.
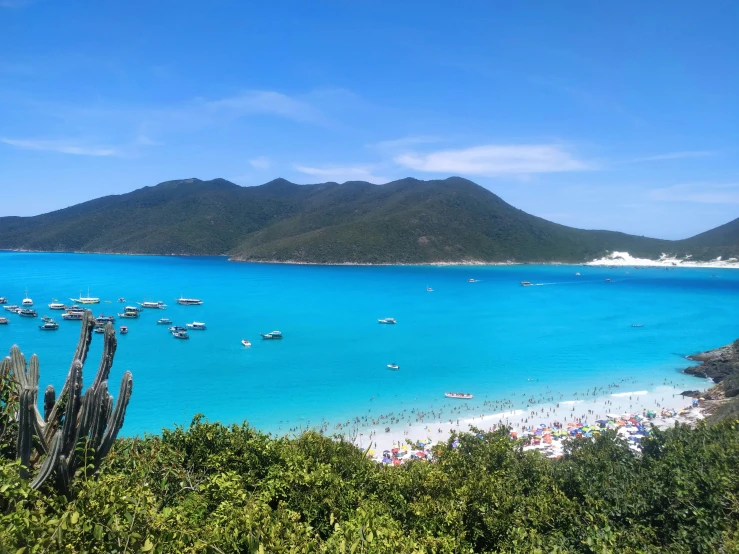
[630,150,715,162]
[395,144,591,176]
[203,90,324,124]
[370,135,441,150]
[248,156,271,170]
[650,182,739,204]
[0,137,121,156]
[294,164,387,184]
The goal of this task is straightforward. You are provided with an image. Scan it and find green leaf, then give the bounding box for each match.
[141,538,154,552]
[70,511,79,525]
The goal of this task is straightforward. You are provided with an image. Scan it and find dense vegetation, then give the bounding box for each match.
[0,177,736,263]
[1,415,739,553]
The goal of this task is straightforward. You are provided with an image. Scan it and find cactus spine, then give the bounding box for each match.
[1,310,133,494]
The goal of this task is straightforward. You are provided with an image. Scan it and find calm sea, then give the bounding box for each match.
[0,252,737,436]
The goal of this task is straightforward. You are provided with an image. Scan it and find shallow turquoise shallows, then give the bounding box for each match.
[0,252,737,436]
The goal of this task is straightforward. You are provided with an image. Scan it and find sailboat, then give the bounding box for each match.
[70,287,101,304]
[21,288,33,307]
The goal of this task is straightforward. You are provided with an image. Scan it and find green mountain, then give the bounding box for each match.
[0,176,735,264]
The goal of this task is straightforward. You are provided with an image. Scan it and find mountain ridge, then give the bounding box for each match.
[0,176,736,264]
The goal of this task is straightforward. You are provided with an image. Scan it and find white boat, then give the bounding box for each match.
[93,326,106,334]
[172,330,189,340]
[22,289,33,306]
[445,392,473,399]
[468,278,480,283]
[575,272,581,276]
[138,301,166,309]
[378,318,396,324]
[62,312,83,320]
[387,363,400,371]
[70,288,100,304]
[4,305,20,312]
[39,321,59,331]
[117,297,126,303]
[18,309,38,318]
[157,317,172,325]
[241,339,251,347]
[520,281,532,287]
[177,296,203,306]
[168,326,187,333]
[0,297,7,304]
[0,317,8,325]
[631,324,644,328]
[605,278,612,283]
[426,287,433,292]
[118,308,140,319]
[48,303,66,310]
[261,330,283,340]
[119,325,128,335]
[186,322,206,330]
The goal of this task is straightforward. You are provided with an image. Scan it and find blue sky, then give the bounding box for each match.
[1,1,737,239]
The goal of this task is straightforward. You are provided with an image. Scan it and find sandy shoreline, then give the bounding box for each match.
[3,248,737,268]
[350,383,710,458]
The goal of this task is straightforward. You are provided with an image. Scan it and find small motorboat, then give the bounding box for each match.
[168,326,187,333]
[157,317,173,325]
[172,330,189,340]
[62,312,83,320]
[467,278,480,283]
[119,326,128,334]
[138,301,167,309]
[445,392,473,399]
[0,317,8,325]
[520,281,532,287]
[241,339,251,347]
[575,272,581,276]
[261,330,283,340]
[631,324,644,328]
[18,309,38,318]
[93,326,106,334]
[0,297,7,304]
[3,304,19,312]
[378,318,396,324]
[117,297,126,303]
[95,315,116,324]
[39,321,59,331]
[48,302,66,310]
[387,363,400,371]
[605,278,612,283]
[426,287,433,292]
[177,296,203,305]
[186,322,206,330]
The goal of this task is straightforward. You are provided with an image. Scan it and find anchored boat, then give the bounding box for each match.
[177,296,203,306]
[387,363,400,371]
[445,392,473,399]
[378,317,396,324]
[138,301,166,309]
[261,330,283,340]
[70,288,100,304]
[39,321,59,331]
[186,322,206,330]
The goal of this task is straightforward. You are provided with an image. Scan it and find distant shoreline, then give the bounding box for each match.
[1,248,737,269]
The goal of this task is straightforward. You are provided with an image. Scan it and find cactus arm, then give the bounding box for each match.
[56,454,71,497]
[95,371,133,467]
[17,389,34,479]
[31,430,62,490]
[9,346,27,389]
[61,361,83,469]
[91,324,117,389]
[43,385,56,422]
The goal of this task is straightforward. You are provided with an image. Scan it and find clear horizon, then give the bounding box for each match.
[1,1,737,239]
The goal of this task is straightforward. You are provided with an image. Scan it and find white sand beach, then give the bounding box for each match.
[353,384,708,460]
[587,251,739,269]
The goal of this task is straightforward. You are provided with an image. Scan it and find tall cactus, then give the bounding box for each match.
[1,310,133,495]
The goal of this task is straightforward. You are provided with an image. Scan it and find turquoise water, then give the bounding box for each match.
[0,252,737,437]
